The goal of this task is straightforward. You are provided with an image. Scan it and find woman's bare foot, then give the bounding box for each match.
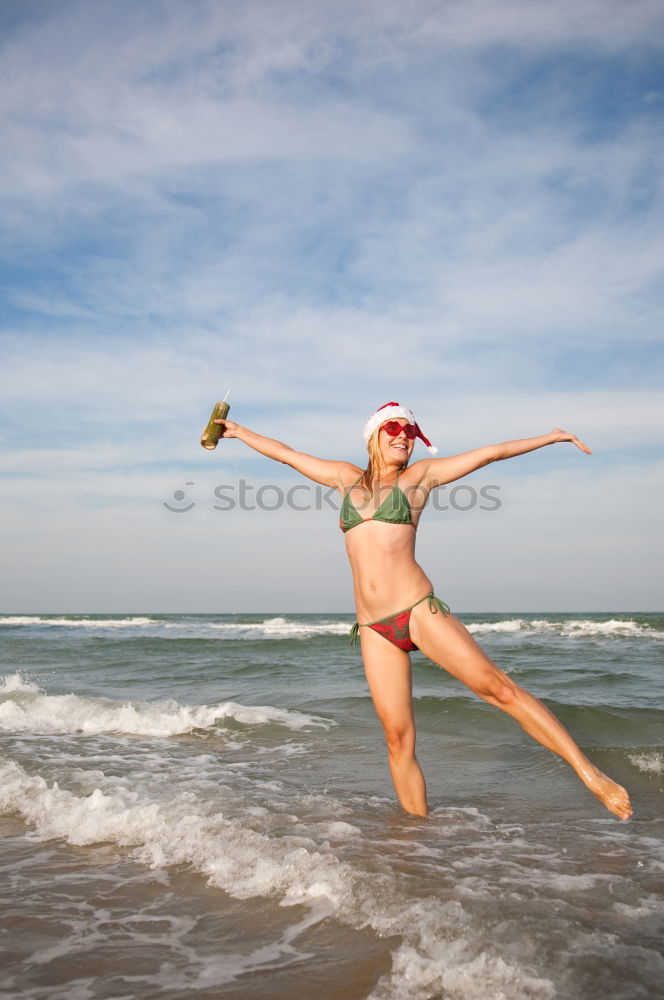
[583,767,633,820]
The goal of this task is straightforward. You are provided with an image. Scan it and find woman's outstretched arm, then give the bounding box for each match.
[213,419,357,488]
[424,428,591,488]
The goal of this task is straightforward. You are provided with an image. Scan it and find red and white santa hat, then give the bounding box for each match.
[363,402,438,454]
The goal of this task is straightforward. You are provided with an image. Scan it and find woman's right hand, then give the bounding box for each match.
[213,418,242,438]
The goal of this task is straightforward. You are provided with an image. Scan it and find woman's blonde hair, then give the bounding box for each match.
[361,426,409,493]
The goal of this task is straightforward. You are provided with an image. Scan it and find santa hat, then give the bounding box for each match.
[363,402,438,455]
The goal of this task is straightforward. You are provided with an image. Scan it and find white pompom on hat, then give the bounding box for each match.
[363,401,438,455]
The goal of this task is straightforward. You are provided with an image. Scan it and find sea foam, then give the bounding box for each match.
[0,615,157,628]
[467,617,662,639]
[208,616,351,638]
[0,676,332,736]
[628,752,664,776]
[0,614,351,639]
[0,758,556,1000]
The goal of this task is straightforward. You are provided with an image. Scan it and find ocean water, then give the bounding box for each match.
[0,611,662,1000]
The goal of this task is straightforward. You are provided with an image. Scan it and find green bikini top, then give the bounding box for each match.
[340,473,413,533]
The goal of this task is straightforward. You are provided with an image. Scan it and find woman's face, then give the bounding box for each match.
[378,419,415,466]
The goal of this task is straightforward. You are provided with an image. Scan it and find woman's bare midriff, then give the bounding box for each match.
[344,521,433,620]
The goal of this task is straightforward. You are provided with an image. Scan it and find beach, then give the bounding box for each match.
[1,612,662,999]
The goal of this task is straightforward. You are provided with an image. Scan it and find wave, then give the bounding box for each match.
[0,757,557,1000]
[0,615,159,628]
[467,617,663,639]
[413,691,663,720]
[0,614,351,639]
[2,613,661,643]
[409,695,664,751]
[0,674,333,736]
[207,616,351,638]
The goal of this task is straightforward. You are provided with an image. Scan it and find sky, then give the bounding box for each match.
[0,0,663,613]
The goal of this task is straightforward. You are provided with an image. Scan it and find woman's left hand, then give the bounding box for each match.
[551,429,592,454]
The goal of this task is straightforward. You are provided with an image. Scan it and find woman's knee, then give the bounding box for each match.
[474,671,518,706]
[382,721,416,759]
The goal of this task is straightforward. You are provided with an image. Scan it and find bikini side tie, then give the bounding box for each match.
[428,595,450,616]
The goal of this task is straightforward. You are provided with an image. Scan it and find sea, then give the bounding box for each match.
[0,611,662,1000]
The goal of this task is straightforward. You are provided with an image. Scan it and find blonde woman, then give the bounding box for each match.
[215,402,632,821]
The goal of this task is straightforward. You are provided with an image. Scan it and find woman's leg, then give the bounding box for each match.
[409,605,633,820]
[360,626,428,816]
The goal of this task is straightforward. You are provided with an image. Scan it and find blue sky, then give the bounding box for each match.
[1,0,663,612]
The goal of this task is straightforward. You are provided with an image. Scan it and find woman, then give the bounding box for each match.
[215,402,633,821]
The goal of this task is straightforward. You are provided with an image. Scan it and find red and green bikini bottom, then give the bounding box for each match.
[349,593,450,652]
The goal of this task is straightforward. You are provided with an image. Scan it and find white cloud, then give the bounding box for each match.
[409,0,664,50]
